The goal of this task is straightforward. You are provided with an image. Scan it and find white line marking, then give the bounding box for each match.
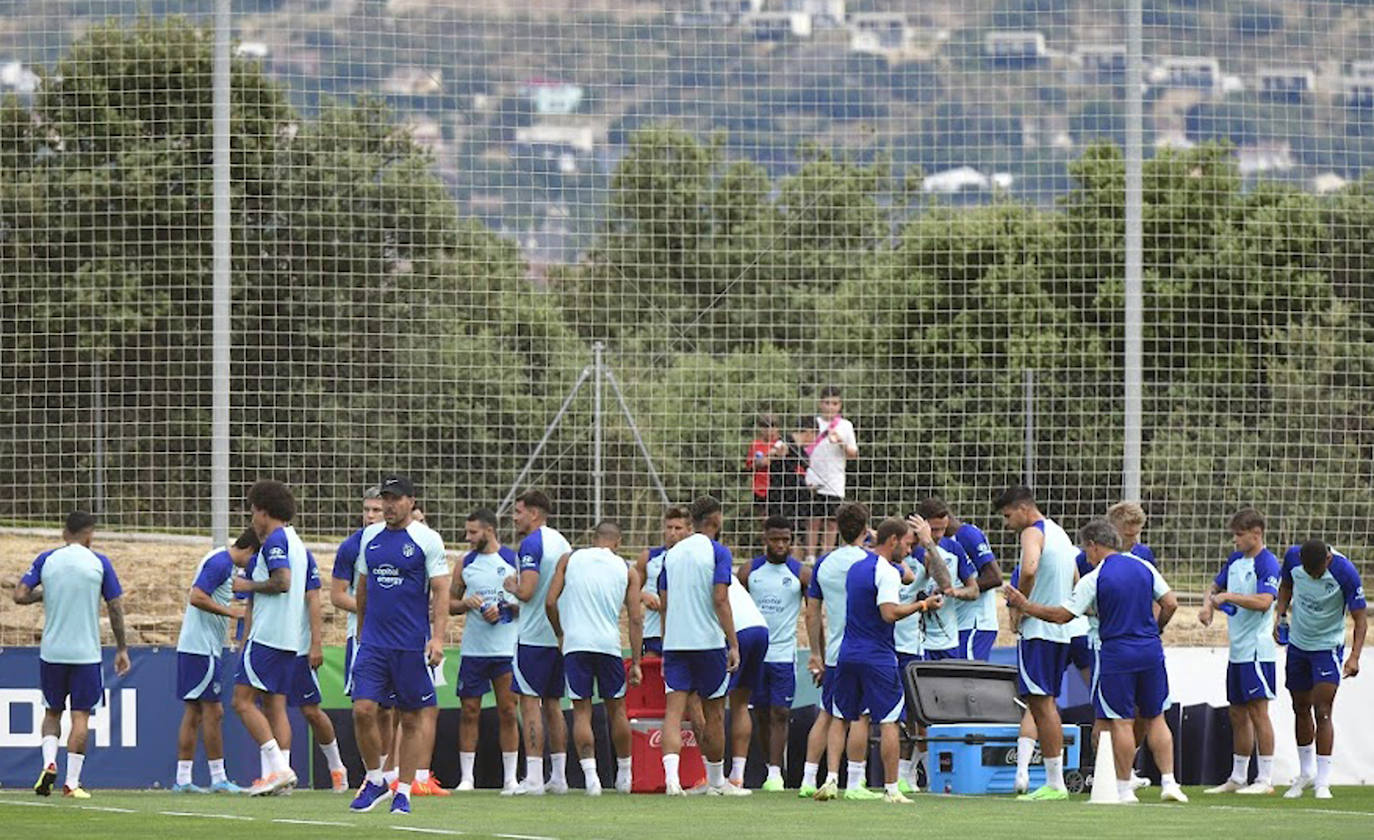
[274,818,354,827]
[159,810,255,820]
[391,828,466,836]
[0,800,55,808]
[495,834,558,840]
[1201,804,1374,818]
[78,805,137,813]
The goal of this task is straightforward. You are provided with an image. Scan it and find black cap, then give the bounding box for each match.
[379,474,416,498]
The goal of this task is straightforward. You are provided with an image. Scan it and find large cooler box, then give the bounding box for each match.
[903,659,1081,795]
[628,719,706,793]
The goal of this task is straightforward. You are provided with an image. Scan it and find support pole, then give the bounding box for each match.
[497,365,593,516]
[593,341,605,524]
[210,0,232,546]
[1024,368,1035,490]
[1123,0,1145,501]
[604,367,672,506]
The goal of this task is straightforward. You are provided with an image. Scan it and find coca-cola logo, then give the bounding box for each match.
[647,728,698,748]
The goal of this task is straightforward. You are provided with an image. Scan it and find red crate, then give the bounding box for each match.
[624,656,666,718]
[629,719,706,793]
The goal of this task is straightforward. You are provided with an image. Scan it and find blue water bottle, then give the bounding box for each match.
[1277,616,1290,645]
[1219,602,1238,616]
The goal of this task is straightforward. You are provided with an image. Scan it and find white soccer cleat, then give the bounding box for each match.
[1204,779,1243,794]
[664,779,686,796]
[1314,786,1333,800]
[707,783,752,796]
[615,774,632,795]
[456,778,476,792]
[1160,785,1189,803]
[1013,773,1029,795]
[1284,776,1312,799]
[1119,790,1140,804]
[585,778,603,797]
[1236,781,1274,795]
[249,770,297,797]
[1130,774,1151,790]
[512,777,545,796]
[546,779,569,795]
[813,779,839,801]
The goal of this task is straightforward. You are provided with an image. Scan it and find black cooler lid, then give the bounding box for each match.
[902,660,1025,726]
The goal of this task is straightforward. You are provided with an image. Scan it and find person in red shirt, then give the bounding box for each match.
[746,414,781,520]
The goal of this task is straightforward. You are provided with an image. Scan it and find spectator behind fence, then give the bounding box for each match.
[768,416,815,554]
[746,414,781,519]
[804,386,858,562]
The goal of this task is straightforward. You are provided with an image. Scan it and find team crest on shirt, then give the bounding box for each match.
[782,576,795,588]
[402,542,416,558]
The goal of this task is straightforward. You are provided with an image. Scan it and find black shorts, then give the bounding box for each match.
[810,494,842,520]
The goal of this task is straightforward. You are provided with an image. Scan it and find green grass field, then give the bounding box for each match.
[3,787,1372,839]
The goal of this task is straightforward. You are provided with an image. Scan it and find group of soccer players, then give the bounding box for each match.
[14,479,1366,809]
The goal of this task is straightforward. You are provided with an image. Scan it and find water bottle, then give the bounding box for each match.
[1277,616,1290,645]
[1219,601,1238,616]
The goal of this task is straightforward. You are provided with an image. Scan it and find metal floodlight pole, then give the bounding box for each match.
[497,364,593,517]
[210,0,232,546]
[1123,0,1145,501]
[593,341,605,524]
[603,367,672,507]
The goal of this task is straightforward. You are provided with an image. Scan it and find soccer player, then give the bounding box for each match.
[909,501,979,660]
[658,495,745,796]
[804,386,858,562]
[1005,519,1188,804]
[1106,500,1156,788]
[725,573,770,788]
[231,480,309,797]
[450,509,522,793]
[819,517,939,805]
[1277,539,1366,799]
[1198,507,1280,795]
[545,520,644,795]
[997,485,1083,801]
[288,551,348,791]
[172,527,258,793]
[331,487,399,786]
[15,511,130,800]
[636,507,691,656]
[740,515,810,790]
[348,475,450,815]
[505,489,573,795]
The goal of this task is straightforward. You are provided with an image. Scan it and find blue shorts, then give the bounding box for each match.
[40,660,103,713]
[819,666,837,713]
[177,652,224,703]
[513,644,565,698]
[643,637,663,656]
[344,637,395,707]
[663,648,730,699]
[234,640,296,695]
[289,656,322,708]
[1094,662,1169,720]
[458,655,513,699]
[351,644,437,710]
[1286,646,1343,694]
[1017,638,1069,697]
[1068,635,1095,672]
[959,629,997,662]
[830,660,905,724]
[1226,660,1277,705]
[565,652,627,701]
[923,647,961,662]
[754,661,797,708]
[728,626,770,693]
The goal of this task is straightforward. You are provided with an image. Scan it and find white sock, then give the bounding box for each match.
[527,756,544,786]
[1117,779,1133,799]
[1231,753,1249,784]
[616,756,632,788]
[766,764,783,782]
[1016,736,1035,777]
[662,753,680,787]
[706,759,724,788]
[383,768,399,785]
[365,766,384,786]
[824,769,839,785]
[1257,755,1274,785]
[320,739,345,774]
[1161,772,1176,789]
[208,758,227,784]
[461,751,476,783]
[176,760,194,786]
[846,760,865,790]
[730,756,746,784]
[261,739,289,775]
[66,752,85,789]
[1297,743,1317,779]
[501,752,517,786]
[885,781,899,795]
[914,750,928,772]
[1315,755,1333,788]
[41,735,58,768]
[802,761,819,789]
[550,752,567,785]
[396,781,411,798]
[378,753,389,774]
[898,759,912,781]
[260,750,271,780]
[416,768,431,784]
[1045,755,1064,790]
[580,757,598,787]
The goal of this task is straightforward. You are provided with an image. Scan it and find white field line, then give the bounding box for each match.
[273,818,355,826]
[495,834,559,840]
[391,828,467,836]
[159,810,255,820]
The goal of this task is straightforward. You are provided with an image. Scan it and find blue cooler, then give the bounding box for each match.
[902,660,1081,795]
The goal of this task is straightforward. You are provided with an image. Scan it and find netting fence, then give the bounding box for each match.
[4,0,1374,603]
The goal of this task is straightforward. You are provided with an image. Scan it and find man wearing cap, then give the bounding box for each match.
[348,475,451,816]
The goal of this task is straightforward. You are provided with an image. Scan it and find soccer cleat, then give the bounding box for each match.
[1237,782,1274,795]
[844,786,882,801]
[248,769,297,797]
[426,778,451,796]
[586,777,603,797]
[1284,775,1313,799]
[761,776,784,793]
[1130,774,1152,790]
[210,779,245,794]
[389,779,399,793]
[797,784,817,798]
[330,769,348,793]
[546,779,570,795]
[410,779,430,797]
[1013,773,1030,795]
[883,789,913,804]
[707,783,752,797]
[513,777,545,796]
[685,781,711,796]
[897,777,917,795]
[349,780,393,812]
[813,779,839,801]
[389,792,410,815]
[34,763,57,797]
[1119,790,1140,804]
[62,786,91,800]
[1314,786,1333,800]
[1161,784,1189,803]
[664,779,686,796]
[171,782,209,794]
[456,778,476,792]
[1204,779,1243,794]
[1016,785,1069,801]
